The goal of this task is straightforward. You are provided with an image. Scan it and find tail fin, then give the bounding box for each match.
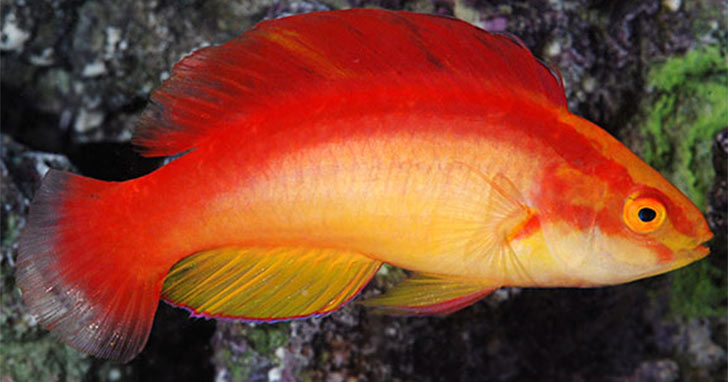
[16,170,162,362]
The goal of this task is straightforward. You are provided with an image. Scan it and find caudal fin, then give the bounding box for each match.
[16,170,161,362]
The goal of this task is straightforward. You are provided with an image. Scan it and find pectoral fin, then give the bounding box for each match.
[161,247,381,321]
[441,164,537,284]
[360,274,497,315]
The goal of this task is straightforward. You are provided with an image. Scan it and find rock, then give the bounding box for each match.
[708,128,727,269]
[1,0,281,147]
[685,318,726,370]
[662,0,681,12]
[0,134,90,382]
[1,12,31,52]
[1,1,726,382]
[625,359,680,382]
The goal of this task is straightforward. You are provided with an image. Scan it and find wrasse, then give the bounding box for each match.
[17,9,713,362]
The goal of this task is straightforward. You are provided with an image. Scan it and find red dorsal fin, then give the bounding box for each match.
[133,9,567,157]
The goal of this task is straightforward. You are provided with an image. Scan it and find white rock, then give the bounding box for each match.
[267,367,282,382]
[1,13,31,52]
[74,109,105,133]
[215,369,229,382]
[662,0,681,12]
[582,76,597,93]
[544,40,562,57]
[82,60,108,77]
[22,312,38,327]
[275,346,286,360]
[108,368,122,381]
[29,47,55,66]
[105,27,122,58]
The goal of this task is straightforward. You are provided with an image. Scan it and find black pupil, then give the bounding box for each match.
[638,208,657,222]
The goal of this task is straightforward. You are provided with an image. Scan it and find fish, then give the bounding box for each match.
[16,9,713,362]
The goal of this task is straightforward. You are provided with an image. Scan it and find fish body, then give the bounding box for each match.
[16,9,713,362]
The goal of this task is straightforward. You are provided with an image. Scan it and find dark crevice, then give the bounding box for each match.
[66,142,161,181]
[1,83,69,154]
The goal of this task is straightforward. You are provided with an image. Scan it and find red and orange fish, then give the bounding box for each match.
[16,9,713,362]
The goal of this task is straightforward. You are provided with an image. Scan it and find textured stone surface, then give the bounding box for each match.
[1,1,725,381]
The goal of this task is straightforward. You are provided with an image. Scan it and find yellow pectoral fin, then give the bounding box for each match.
[478,173,538,285]
[161,247,381,321]
[439,164,536,284]
[360,273,497,315]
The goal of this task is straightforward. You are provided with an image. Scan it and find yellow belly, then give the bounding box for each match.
[194,116,548,281]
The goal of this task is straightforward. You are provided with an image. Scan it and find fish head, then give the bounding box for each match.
[580,185,713,285]
[534,118,713,287]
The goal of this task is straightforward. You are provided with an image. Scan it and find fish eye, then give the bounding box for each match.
[638,207,657,222]
[623,196,666,233]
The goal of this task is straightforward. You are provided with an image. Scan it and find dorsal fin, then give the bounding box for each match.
[133,9,567,157]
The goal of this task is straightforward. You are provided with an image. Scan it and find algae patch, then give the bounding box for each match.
[641,44,727,210]
[638,44,727,318]
[0,244,92,382]
[212,322,290,381]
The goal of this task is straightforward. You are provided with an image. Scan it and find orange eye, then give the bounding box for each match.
[623,196,666,233]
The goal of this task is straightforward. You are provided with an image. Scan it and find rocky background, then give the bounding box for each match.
[1,0,726,381]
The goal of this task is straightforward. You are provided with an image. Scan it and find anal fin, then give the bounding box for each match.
[162,247,381,321]
[360,273,497,315]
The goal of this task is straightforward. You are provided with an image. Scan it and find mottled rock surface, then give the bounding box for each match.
[1,0,725,381]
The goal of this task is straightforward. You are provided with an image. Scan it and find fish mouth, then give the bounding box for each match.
[625,235,713,283]
[671,241,712,269]
[689,228,714,260]
[632,244,709,281]
[649,239,712,278]
[687,243,711,261]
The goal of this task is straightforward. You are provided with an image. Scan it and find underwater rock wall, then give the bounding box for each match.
[1,0,725,381]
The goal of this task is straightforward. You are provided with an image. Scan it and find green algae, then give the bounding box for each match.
[0,330,90,382]
[668,261,724,318]
[641,44,727,210]
[212,322,290,381]
[0,254,91,382]
[245,322,289,355]
[637,44,727,318]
